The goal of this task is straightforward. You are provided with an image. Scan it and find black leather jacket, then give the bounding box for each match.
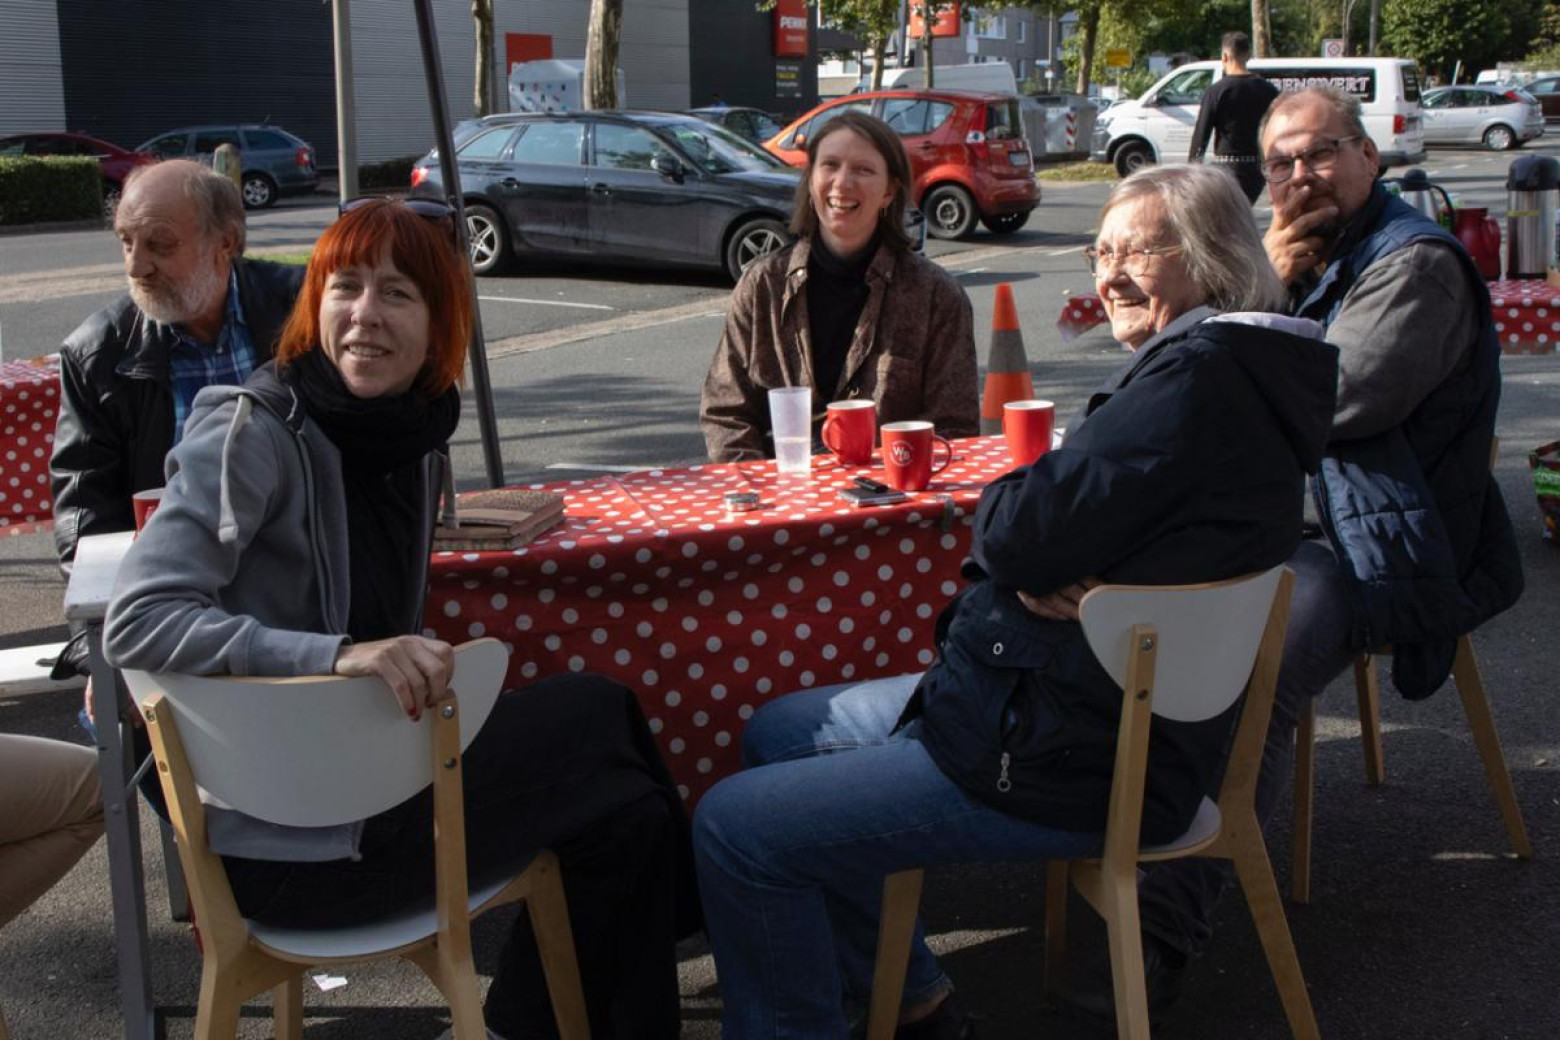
[49,256,302,675]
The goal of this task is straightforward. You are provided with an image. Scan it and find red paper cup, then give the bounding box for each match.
[821,400,876,467]
[881,421,953,492]
[1003,400,1056,467]
[131,488,165,534]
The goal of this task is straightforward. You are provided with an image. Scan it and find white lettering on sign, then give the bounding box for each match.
[779,16,807,29]
[1268,72,1375,102]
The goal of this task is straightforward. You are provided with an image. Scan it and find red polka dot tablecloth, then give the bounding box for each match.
[423,436,1021,804]
[0,356,60,535]
[1056,294,1107,341]
[1488,280,1560,355]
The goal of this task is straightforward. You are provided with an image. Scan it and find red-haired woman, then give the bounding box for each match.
[105,198,690,1038]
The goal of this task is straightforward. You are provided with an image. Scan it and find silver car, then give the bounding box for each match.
[1419,85,1545,150]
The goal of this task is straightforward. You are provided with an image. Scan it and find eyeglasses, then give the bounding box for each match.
[1260,136,1363,184]
[338,196,461,248]
[1083,243,1182,277]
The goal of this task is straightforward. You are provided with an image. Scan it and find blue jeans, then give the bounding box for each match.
[693,674,1103,1039]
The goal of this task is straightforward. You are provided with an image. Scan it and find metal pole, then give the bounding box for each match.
[332,0,359,202]
[1368,0,1380,56]
[412,0,506,488]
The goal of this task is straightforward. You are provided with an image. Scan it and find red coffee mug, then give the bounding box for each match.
[1003,399,1056,467]
[131,488,165,534]
[821,400,877,467]
[881,421,953,492]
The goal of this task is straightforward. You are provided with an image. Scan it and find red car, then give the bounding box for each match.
[0,131,157,205]
[764,89,1038,239]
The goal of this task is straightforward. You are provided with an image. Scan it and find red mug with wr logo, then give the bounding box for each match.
[821,400,876,466]
[880,421,953,492]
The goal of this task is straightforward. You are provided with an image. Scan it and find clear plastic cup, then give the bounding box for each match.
[768,386,813,474]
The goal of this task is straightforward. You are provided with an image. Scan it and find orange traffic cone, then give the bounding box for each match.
[980,283,1035,434]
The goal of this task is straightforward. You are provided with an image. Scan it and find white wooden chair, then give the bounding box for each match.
[123,638,589,1040]
[1289,438,1532,903]
[866,567,1320,1040]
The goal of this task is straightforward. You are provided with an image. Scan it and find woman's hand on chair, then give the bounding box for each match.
[333,636,456,721]
[1017,576,1101,622]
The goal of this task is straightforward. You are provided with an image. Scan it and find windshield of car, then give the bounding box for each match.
[656,119,786,174]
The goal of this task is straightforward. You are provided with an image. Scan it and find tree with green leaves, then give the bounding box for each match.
[1381,0,1514,81]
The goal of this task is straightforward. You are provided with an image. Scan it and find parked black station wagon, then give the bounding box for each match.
[410,110,801,282]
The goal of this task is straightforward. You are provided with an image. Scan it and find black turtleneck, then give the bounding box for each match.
[806,230,882,398]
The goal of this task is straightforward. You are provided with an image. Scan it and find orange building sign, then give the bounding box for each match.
[908,2,961,38]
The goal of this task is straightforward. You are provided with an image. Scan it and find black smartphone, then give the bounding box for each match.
[839,486,909,507]
[853,476,892,493]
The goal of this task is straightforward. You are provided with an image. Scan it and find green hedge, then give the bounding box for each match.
[358,155,421,192]
[0,157,102,225]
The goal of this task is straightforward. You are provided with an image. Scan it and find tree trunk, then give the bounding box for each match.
[1250,0,1272,58]
[1075,5,1098,96]
[871,34,887,90]
[472,0,494,117]
[584,0,623,109]
[920,3,935,90]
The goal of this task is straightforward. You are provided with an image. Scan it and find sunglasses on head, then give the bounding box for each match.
[338,195,461,248]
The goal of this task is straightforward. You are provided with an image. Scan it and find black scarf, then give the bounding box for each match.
[284,349,460,641]
[806,230,882,398]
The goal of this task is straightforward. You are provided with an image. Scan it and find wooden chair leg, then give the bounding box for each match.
[1042,860,1069,996]
[193,966,243,1040]
[867,870,925,1040]
[1291,699,1316,905]
[1451,635,1534,859]
[272,974,304,1040]
[1226,815,1320,1040]
[523,852,591,1040]
[1098,868,1151,1040]
[1353,654,1386,786]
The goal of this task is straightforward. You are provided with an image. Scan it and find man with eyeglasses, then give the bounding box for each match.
[49,159,304,681]
[1069,85,1523,1029]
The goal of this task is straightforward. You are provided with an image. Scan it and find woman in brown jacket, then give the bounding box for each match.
[700,111,979,463]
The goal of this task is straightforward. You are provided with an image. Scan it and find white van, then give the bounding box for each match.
[1091,57,1426,176]
[872,61,1018,95]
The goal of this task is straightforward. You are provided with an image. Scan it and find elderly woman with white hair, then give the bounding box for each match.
[691,164,1341,1038]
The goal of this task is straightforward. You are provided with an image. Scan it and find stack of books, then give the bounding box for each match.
[432,488,566,551]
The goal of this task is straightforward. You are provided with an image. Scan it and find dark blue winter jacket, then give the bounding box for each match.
[909,309,1338,842]
[1298,185,1524,699]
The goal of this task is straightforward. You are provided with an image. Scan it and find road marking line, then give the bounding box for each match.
[546,462,642,472]
[1048,246,1085,256]
[955,267,988,275]
[478,295,615,311]
[485,296,730,359]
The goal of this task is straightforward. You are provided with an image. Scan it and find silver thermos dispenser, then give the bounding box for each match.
[1505,155,1560,279]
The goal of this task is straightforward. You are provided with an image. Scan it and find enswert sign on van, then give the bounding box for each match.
[1266,68,1376,101]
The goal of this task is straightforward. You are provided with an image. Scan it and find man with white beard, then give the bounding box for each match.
[49,159,303,677]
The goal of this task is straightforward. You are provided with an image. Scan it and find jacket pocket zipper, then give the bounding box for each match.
[997,751,1012,793]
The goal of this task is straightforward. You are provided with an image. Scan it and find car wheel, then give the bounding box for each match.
[1113,141,1154,177]
[725,217,789,282]
[924,185,977,240]
[1484,124,1517,151]
[463,203,511,276]
[981,211,1031,235]
[241,174,277,210]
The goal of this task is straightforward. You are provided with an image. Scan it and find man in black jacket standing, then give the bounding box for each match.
[1187,32,1279,203]
[48,158,303,676]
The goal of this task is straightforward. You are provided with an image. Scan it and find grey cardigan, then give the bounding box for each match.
[104,373,441,860]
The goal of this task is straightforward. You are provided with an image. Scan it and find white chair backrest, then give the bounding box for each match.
[122,638,508,828]
[1078,566,1284,723]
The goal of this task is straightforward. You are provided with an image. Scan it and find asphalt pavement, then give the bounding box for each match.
[1,147,1558,1038]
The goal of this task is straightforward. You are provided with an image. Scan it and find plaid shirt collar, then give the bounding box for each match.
[166,268,259,442]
